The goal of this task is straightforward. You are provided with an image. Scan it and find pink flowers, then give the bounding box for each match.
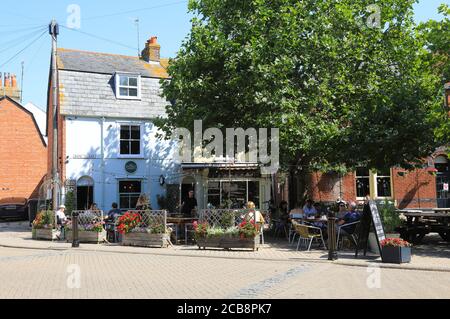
[381,238,411,248]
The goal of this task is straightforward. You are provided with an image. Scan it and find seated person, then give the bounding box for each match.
[289,203,303,220]
[337,204,361,235]
[303,199,317,218]
[107,202,122,222]
[245,201,265,224]
[336,200,348,219]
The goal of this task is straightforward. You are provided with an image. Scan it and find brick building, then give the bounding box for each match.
[292,150,449,209]
[0,91,48,201]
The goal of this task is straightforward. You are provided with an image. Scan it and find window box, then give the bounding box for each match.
[66,230,106,244]
[196,235,260,251]
[121,232,171,248]
[32,228,58,241]
[382,246,411,264]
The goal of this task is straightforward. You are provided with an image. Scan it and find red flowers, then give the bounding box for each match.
[381,238,411,248]
[117,212,142,234]
[238,219,258,238]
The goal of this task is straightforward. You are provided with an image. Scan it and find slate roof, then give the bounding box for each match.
[57,48,170,79]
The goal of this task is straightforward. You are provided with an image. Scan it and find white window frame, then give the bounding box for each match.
[355,168,371,200]
[115,72,141,100]
[355,168,393,200]
[117,123,144,158]
[117,179,143,210]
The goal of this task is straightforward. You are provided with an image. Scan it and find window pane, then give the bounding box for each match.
[356,168,370,177]
[222,182,246,209]
[356,177,370,198]
[129,195,140,209]
[377,177,391,197]
[248,181,260,208]
[120,126,130,139]
[120,87,128,96]
[120,76,128,86]
[130,126,140,139]
[119,181,142,194]
[129,77,138,87]
[119,195,130,210]
[129,88,138,97]
[131,141,140,155]
[207,181,220,208]
[377,168,390,177]
[120,141,130,155]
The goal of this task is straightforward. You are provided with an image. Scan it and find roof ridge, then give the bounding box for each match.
[58,48,170,61]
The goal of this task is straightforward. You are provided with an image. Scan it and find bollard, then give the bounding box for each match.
[327,210,338,260]
[72,211,80,248]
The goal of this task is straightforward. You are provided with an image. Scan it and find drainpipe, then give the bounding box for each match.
[101,117,105,210]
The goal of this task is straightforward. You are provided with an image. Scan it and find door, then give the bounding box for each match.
[435,157,450,208]
[76,176,94,210]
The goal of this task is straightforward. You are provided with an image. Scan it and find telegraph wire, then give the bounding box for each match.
[0,24,47,36]
[0,29,47,69]
[0,27,47,54]
[60,25,137,51]
[81,1,188,21]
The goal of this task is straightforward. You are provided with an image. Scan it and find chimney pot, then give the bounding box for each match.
[141,36,161,63]
[149,36,158,44]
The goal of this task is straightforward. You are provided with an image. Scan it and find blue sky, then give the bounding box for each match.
[0,0,448,110]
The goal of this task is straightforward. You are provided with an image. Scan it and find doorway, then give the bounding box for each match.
[77,176,94,210]
[435,156,450,208]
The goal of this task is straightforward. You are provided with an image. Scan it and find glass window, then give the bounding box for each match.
[222,182,247,209]
[376,169,392,197]
[207,181,221,208]
[119,180,142,210]
[116,74,140,98]
[120,125,141,156]
[356,168,370,198]
[248,181,260,208]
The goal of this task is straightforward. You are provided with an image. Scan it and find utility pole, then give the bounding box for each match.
[49,19,59,212]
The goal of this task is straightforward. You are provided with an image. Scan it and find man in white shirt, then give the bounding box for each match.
[55,205,67,240]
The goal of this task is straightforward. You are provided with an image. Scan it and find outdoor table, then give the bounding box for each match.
[397,210,450,244]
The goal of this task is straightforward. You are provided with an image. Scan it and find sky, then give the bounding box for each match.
[0,0,448,111]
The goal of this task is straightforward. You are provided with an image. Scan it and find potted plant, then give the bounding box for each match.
[368,200,401,254]
[381,238,412,264]
[119,211,171,248]
[32,210,57,240]
[65,219,106,243]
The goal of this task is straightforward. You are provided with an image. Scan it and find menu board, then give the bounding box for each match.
[355,200,386,258]
[369,200,386,244]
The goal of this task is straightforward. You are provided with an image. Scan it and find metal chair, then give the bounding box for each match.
[337,221,360,250]
[167,223,179,244]
[292,221,327,252]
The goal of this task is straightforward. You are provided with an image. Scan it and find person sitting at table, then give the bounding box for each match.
[289,202,303,220]
[337,202,361,235]
[336,200,348,219]
[303,199,317,218]
[107,202,122,221]
[136,194,152,210]
[244,201,265,224]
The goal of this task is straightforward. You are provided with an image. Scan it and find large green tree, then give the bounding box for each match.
[418,4,450,143]
[157,0,446,198]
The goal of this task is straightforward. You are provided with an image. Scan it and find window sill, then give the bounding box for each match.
[116,96,141,101]
[117,155,145,159]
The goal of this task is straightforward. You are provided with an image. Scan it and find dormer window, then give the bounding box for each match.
[115,73,141,99]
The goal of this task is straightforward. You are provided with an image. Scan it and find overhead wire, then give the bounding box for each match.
[81,1,188,21]
[0,29,47,69]
[59,25,137,51]
[0,27,47,54]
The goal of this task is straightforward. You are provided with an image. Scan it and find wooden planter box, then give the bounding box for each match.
[382,246,411,264]
[66,230,106,243]
[121,232,171,248]
[32,228,57,241]
[196,236,260,251]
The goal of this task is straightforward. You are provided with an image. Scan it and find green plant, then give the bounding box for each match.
[378,201,402,233]
[193,221,208,239]
[224,227,239,238]
[220,211,235,228]
[64,190,75,216]
[206,227,226,238]
[238,220,259,239]
[150,223,166,234]
[32,210,54,229]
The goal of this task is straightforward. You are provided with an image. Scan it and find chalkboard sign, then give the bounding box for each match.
[355,200,386,258]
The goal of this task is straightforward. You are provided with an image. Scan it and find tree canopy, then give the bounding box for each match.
[157,0,447,174]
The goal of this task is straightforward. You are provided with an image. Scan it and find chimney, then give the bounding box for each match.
[1,72,21,102]
[141,36,161,63]
[5,73,10,87]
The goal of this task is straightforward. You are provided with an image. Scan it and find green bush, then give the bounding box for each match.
[378,200,402,233]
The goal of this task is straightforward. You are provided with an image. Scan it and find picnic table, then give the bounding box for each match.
[396,209,450,244]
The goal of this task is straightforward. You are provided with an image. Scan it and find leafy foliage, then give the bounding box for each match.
[157,0,446,178]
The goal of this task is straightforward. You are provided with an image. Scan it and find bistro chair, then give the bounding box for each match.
[292,221,327,252]
[167,223,179,244]
[337,221,360,250]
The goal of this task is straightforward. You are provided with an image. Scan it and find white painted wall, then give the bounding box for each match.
[65,117,180,211]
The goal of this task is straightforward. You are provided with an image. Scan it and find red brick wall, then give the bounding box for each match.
[307,168,437,208]
[0,97,47,200]
[392,168,436,209]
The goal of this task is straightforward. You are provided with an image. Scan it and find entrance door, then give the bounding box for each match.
[77,176,94,210]
[435,157,450,208]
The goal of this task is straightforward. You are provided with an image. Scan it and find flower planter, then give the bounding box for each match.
[196,236,260,251]
[121,232,171,248]
[369,232,400,254]
[66,230,106,244]
[32,228,57,241]
[382,246,411,264]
